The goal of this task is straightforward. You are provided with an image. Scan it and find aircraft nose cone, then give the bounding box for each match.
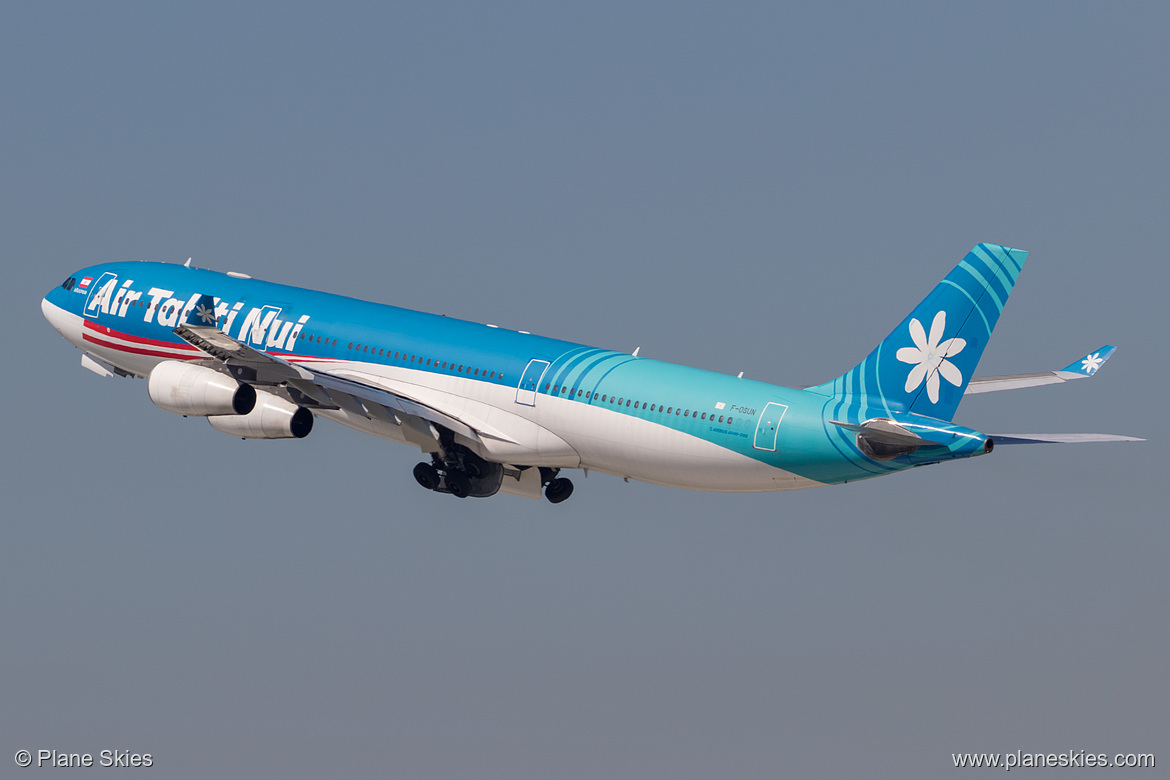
[42,294,73,338]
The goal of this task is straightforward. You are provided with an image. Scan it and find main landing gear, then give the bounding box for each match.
[412,447,502,498]
[541,468,574,504]
[411,457,575,503]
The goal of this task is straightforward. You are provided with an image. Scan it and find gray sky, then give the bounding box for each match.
[2,2,1166,777]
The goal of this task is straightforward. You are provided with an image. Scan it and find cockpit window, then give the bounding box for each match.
[61,277,76,291]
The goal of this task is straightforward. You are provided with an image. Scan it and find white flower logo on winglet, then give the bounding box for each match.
[896,311,966,404]
[1081,352,1103,375]
[194,303,216,325]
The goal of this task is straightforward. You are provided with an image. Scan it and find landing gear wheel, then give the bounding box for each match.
[446,472,472,498]
[413,462,440,491]
[545,477,574,504]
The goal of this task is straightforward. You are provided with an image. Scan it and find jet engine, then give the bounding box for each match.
[148,360,256,416]
[208,389,313,439]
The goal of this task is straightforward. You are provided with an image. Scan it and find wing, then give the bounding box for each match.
[964,346,1116,394]
[172,296,497,450]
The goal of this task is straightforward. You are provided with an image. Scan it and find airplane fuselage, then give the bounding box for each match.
[42,256,1007,500]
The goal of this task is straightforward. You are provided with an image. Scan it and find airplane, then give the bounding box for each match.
[41,243,1140,503]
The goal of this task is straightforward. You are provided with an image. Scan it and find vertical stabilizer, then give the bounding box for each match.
[808,243,1028,421]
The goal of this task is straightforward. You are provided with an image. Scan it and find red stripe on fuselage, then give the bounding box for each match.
[82,331,201,360]
[80,320,348,365]
[83,318,202,351]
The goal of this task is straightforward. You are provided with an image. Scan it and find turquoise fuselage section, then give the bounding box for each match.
[46,261,990,488]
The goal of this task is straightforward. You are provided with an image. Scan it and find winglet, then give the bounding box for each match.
[1059,345,1116,377]
[184,294,220,327]
[965,345,1119,395]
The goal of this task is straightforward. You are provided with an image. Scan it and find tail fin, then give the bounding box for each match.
[809,243,1028,421]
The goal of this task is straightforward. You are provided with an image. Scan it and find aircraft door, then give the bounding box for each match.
[516,359,550,406]
[82,272,119,320]
[753,402,788,451]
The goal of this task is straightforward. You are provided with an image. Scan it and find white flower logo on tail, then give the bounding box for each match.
[896,311,966,404]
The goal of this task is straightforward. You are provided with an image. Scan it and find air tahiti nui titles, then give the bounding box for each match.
[79,272,311,351]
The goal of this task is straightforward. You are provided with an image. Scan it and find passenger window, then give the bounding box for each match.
[633,402,639,409]
[576,388,582,396]
[545,382,550,390]
[347,343,354,350]
[426,358,432,366]
[684,410,690,417]
[626,399,631,407]
[727,417,733,424]
[719,415,724,423]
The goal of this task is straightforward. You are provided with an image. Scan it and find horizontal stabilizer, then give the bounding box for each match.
[831,420,937,449]
[966,346,1116,394]
[989,432,1144,445]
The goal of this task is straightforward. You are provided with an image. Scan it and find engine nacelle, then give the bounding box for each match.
[148,360,256,417]
[208,390,313,439]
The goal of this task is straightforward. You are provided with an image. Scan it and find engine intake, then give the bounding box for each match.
[208,390,313,439]
[148,361,255,416]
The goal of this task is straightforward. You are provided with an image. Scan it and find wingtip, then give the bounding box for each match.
[1060,345,1117,376]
